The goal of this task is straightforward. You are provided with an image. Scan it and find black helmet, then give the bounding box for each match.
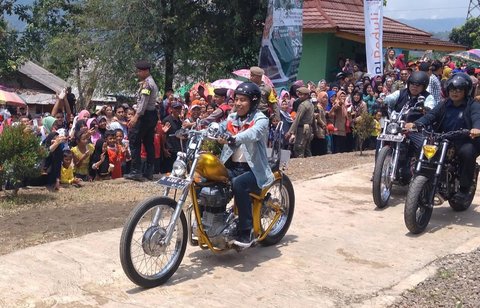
[234,82,261,112]
[336,72,346,80]
[407,71,429,88]
[445,72,473,97]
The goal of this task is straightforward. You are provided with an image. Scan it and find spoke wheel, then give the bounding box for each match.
[259,175,295,246]
[372,146,394,208]
[119,197,187,288]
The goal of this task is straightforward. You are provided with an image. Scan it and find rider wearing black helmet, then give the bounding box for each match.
[384,71,437,116]
[405,72,480,204]
[217,81,275,248]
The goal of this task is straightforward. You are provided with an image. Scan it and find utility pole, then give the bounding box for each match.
[467,0,480,19]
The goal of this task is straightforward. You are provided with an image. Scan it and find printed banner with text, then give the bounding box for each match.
[364,0,383,75]
[259,0,304,89]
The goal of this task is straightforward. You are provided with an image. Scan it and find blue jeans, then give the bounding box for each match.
[228,165,261,231]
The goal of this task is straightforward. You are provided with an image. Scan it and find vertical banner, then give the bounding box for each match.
[259,0,304,89]
[364,0,383,75]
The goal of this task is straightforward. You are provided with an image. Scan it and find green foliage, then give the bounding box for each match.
[449,17,480,49]
[18,0,268,97]
[201,139,222,156]
[0,125,47,194]
[352,112,375,154]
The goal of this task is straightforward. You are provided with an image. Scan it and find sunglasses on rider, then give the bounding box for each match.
[410,82,422,87]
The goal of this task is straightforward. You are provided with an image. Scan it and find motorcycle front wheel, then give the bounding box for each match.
[119,197,187,288]
[372,146,394,208]
[259,175,295,246]
[404,175,433,234]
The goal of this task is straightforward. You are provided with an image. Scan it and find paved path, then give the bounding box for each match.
[2,163,480,307]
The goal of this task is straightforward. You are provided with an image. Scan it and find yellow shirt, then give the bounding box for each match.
[372,119,381,137]
[60,165,75,184]
[71,143,94,175]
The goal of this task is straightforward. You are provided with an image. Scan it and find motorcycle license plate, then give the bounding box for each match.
[157,176,190,190]
[377,134,404,142]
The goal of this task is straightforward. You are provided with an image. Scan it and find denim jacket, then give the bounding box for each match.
[219,110,275,189]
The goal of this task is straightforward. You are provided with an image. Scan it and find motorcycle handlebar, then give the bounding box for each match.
[418,127,471,140]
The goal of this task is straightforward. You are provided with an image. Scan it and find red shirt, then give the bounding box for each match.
[107,145,126,179]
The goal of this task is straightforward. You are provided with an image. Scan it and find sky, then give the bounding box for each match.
[383,0,471,20]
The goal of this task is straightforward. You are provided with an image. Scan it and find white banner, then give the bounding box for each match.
[364,0,383,75]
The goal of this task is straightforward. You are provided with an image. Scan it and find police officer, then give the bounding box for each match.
[200,88,231,125]
[405,73,480,204]
[125,60,159,181]
[249,66,280,122]
[285,87,314,158]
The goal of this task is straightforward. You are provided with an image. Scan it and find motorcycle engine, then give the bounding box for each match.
[197,184,233,239]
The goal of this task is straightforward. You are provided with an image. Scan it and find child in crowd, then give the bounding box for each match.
[90,139,112,180]
[60,150,82,186]
[106,129,126,179]
[115,129,132,175]
[71,129,95,181]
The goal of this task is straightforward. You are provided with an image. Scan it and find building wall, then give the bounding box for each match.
[298,33,366,83]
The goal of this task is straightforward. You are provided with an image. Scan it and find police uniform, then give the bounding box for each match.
[250,66,280,121]
[287,87,314,158]
[126,60,159,180]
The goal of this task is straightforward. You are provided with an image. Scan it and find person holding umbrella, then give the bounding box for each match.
[249,66,280,122]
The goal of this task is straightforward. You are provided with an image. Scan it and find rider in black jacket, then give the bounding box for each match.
[405,73,480,203]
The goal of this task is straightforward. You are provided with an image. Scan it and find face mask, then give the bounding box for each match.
[311,98,318,103]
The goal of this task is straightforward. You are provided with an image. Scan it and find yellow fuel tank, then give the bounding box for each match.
[195,152,229,182]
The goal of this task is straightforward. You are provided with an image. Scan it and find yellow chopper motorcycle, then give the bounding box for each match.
[119,122,295,288]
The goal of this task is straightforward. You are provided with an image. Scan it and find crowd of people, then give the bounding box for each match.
[0,52,479,191]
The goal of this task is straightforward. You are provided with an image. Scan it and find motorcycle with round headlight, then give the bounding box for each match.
[372,97,425,208]
[119,122,294,288]
[404,128,479,234]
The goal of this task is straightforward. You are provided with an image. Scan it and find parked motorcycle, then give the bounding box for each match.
[404,129,479,234]
[119,122,295,287]
[372,98,425,208]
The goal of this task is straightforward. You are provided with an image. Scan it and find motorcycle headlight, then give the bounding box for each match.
[386,123,401,135]
[423,145,438,160]
[172,160,187,177]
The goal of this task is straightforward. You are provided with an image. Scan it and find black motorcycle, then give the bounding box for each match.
[404,129,479,234]
[372,99,424,208]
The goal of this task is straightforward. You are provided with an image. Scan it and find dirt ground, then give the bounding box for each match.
[0,151,375,256]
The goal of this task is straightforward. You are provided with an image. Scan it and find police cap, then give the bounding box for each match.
[135,60,151,70]
[250,66,264,76]
[213,88,228,97]
[296,87,310,95]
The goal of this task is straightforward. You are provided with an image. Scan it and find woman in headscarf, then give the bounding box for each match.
[311,91,328,156]
[40,116,56,143]
[394,54,407,70]
[89,138,111,180]
[87,118,102,145]
[330,90,350,154]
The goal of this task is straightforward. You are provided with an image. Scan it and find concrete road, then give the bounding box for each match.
[2,163,480,308]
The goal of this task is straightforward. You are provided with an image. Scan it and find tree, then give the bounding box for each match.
[0,1,28,78]
[449,17,480,49]
[352,113,376,155]
[0,125,47,196]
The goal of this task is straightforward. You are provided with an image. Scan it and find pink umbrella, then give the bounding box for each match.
[232,69,274,88]
[0,89,27,107]
[211,78,242,90]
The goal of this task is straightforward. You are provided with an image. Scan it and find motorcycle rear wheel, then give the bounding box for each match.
[404,175,433,234]
[259,175,295,246]
[119,197,187,288]
[449,166,478,211]
[372,146,394,208]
